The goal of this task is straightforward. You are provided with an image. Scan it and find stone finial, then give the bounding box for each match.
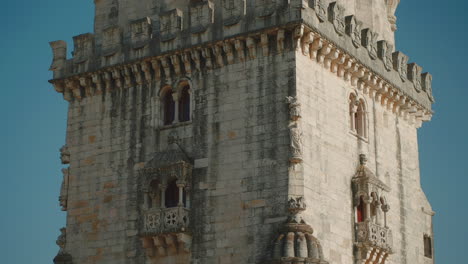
[346,16,362,48]
[54,228,73,264]
[422,73,434,102]
[49,41,67,71]
[386,0,401,32]
[392,51,409,82]
[329,2,345,36]
[408,63,423,92]
[311,0,328,22]
[361,29,378,60]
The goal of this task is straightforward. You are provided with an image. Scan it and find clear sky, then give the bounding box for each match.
[1,1,466,263]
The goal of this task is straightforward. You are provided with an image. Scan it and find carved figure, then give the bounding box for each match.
[289,123,303,163]
[286,96,301,121]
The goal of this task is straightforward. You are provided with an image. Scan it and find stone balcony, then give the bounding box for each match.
[140,207,191,258]
[356,221,393,252]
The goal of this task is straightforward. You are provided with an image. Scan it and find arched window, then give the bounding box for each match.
[163,89,175,125]
[357,196,365,223]
[349,95,367,139]
[164,179,187,208]
[178,85,191,122]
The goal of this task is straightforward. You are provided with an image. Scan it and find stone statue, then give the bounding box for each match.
[289,123,303,163]
[286,96,301,121]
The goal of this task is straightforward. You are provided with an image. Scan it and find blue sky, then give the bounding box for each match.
[1,1,466,263]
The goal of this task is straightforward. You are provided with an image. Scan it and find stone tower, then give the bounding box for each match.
[49,0,435,263]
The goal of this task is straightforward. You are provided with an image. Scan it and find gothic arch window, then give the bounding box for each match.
[178,85,191,122]
[162,87,175,125]
[349,94,367,139]
[424,235,433,258]
[356,195,365,223]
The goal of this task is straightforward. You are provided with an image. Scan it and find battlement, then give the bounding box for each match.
[49,0,432,118]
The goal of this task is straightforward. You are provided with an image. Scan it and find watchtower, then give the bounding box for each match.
[49,1,435,263]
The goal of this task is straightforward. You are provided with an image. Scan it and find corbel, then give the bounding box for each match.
[330,51,345,74]
[151,59,162,80]
[171,54,182,76]
[190,49,202,71]
[141,61,153,83]
[246,37,256,59]
[132,64,143,85]
[79,76,93,97]
[277,29,285,54]
[310,36,323,61]
[161,57,172,81]
[181,52,192,75]
[260,34,269,57]
[351,65,365,86]
[338,56,352,77]
[318,43,333,64]
[111,68,123,89]
[52,80,65,93]
[212,45,224,67]
[324,48,339,69]
[103,71,112,92]
[293,25,304,52]
[91,73,103,94]
[63,85,73,102]
[301,32,313,56]
[234,39,246,62]
[202,48,213,69]
[123,66,133,88]
[66,79,82,101]
[223,41,235,64]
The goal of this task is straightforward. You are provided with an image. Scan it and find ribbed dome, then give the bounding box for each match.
[271,198,328,264]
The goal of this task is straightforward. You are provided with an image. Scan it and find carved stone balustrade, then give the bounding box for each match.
[355,221,393,252]
[143,206,190,235]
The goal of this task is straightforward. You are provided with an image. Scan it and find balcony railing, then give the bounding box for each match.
[356,221,393,252]
[143,206,190,235]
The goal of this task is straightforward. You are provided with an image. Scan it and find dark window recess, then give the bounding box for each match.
[357,196,365,223]
[164,91,175,125]
[424,235,433,258]
[165,180,179,208]
[179,86,191,122]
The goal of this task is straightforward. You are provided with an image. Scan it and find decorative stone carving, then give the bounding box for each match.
[159,9,183,42]
[223,0,246,26]
[378,40,393,71]
[328,2,345,36]
[60,145,70,164]
[190,1,214,34]
[408,63,423,92]
[130,17,152,49]
[289,123,303,163]
[49,41,67,71]
[386,0,400,32]
[53,228,72,264]
[286,96,301,121]
[72,33,94,63]
[143,207,190,234]
[346,16,362,48]
[59,168,69,211]
[256,0,276,18]
[422,73,434,102]
[392,51,408,82]
[102,26,122,57]
[271,197,328,264]
[361,29,378,60]
[311,0,328,22]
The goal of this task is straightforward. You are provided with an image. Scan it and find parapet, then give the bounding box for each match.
[49,0,433,117]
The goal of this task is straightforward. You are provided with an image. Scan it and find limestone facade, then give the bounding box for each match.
[49,1,435,263]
